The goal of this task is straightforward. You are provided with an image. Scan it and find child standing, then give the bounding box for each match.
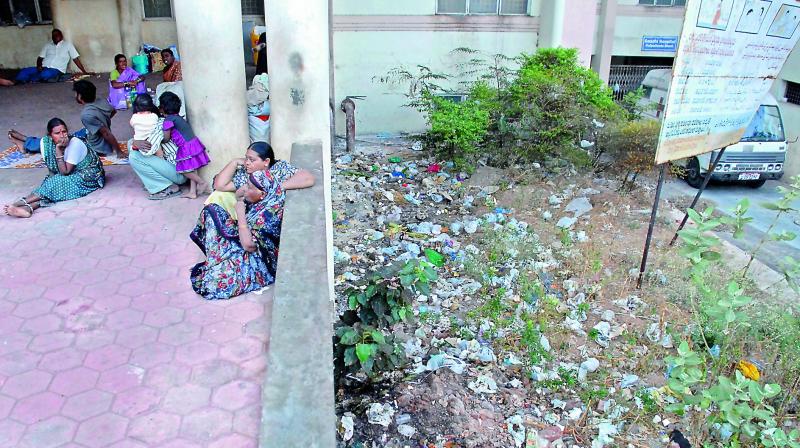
[129,93,159,144]
[159,92,211,198]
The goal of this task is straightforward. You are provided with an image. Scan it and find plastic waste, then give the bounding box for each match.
[468,375,498,394]
[338,412,355,441]
[388,156,402,163]
[366,403,395,427]
[506,415,526,447]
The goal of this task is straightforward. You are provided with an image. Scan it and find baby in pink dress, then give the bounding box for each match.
[159,92,211,199]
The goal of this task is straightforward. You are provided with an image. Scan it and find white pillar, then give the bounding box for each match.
[539,0,566,48]
[117,0,142,58]
[592,0,618,83]
[264,0,333,293]
[172,0,250,181]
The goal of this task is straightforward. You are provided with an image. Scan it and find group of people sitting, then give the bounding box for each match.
[3,30,315,300]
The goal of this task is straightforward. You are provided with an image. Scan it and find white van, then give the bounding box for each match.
[639,69,788,188]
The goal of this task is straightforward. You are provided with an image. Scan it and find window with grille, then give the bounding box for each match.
[1,0,52,25]
[786,81,800,106]
[638,0,687,6]
[437,0,528,15]
[143,0,172,18]
[241,0,264,16]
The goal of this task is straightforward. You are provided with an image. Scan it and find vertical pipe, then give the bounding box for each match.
[638,164,667,289]
[341,97,356,152]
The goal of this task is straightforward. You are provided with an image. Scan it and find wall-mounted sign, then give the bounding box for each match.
[641,36,680,52]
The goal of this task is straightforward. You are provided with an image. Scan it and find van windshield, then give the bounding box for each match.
[741,105,785,142]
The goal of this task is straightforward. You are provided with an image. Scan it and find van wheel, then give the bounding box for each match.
[744,179,767,188]
[685,157,704,189]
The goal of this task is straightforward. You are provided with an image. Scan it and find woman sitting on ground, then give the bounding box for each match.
[4,118,105,218]
[191,142,314,299]
[108,53,146,110]
[190,170,285,299]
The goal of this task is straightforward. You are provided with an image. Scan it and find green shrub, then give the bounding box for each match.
[423,93,489,172]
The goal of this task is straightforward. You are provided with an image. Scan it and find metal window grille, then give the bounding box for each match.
[608,64,673,101]
[786,81,800,106]
[241,0,264,16]
[3,0,51,24]
[437,0,527,15]
[143,0,172,18]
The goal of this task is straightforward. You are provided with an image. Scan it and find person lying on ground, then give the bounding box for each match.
[14,29,89,84]
[205,141,314,219]
[0,78,12,87]
[189,170,285,299]
[74,80,122,159]
[4,118,104,218]
[108,53,146,110]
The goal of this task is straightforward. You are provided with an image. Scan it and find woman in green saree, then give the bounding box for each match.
[4,118,105,218]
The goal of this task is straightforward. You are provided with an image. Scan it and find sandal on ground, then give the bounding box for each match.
[148,186,181,201]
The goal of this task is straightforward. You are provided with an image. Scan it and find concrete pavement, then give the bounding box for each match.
[0,166,270,447]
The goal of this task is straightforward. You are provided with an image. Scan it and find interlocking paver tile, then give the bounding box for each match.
[84,345,132,371]
[219,336,264,364]
[232,404,262,438]
[128,410,181,444]
[0,333,33,357]
[0,351,41,376]
[0,315,25,336]
[202,320,244,344]
[97,365,145,393]
[18,415,76,448]
[2,369,52,398]
[13,299,55,319]
[163,384,211,414]
[115,326,159,349]
[0,419,26,446]
[21,314,63,335]
[211,380,260,411]
[11,391,65,424]
[106,309,145,331]
[74,413,129,447]
[180,407,233,443]
[143,363,192,392]
[0,394,14,419]
[39,348,86,372]
[143,307,185,328]
[190,360,239,388]
[62,390,114,421]
[111,386,161,418]
[74,329,117,351]
[50,367,99,396]
[159,322,202,346]
[130,342,175,369]
[29,331,76,353]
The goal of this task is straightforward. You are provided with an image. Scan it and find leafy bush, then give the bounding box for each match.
[422,93,490,172]
[334,323,406,379]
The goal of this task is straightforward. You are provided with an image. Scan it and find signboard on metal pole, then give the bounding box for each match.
[654,0,800,165]
[638,0,800,288]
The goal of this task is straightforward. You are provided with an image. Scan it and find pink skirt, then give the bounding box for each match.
[175,138,210,173]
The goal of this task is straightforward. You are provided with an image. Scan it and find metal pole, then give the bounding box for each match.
[638,164,667,289]
[669,147,727,247]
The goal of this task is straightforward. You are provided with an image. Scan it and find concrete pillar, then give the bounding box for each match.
[260,0,335,446]
[539,0,566,48]
[117,0,143,58]
[172,0,250,181]
[591,0,618,83]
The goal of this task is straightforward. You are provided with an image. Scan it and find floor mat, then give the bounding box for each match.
[0,143,129,169]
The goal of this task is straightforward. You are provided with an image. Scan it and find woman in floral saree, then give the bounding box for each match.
[4,118,105,218]
[190,169,285,299]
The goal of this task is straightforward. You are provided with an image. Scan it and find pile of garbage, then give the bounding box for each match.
[331,140,684,448]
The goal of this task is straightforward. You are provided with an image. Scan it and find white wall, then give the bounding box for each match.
[0,26,52,69]
[771,46,800,178]
[332,30,537,134]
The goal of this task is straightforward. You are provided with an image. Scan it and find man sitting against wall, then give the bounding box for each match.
[13,29,89,84]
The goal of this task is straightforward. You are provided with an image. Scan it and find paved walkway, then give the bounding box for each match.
[0,166,271,447]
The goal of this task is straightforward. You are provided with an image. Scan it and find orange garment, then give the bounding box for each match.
[163,61,183,82]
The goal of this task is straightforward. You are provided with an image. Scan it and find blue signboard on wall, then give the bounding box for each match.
[641,36,679,52]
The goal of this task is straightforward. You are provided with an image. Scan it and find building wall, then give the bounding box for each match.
[332,27,538,134]
[612,4,684,57]
[141,20,178,49]
[771,46,800,178]
[0,26,52,69]
[52,0,123,73]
